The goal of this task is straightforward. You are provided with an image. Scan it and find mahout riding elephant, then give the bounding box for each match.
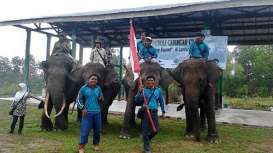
[40,55,120,131]
[120,62,164,138]
[168,59,221,143]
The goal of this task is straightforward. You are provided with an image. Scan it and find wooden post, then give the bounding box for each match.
[46,34,51,60]
[71,31,76,58]
[24,29,31,88]
[79,45,83,65]
[118,45,123,100]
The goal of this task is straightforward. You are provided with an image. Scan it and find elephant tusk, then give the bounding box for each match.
[54,97,66,118]
[44,93,50,119]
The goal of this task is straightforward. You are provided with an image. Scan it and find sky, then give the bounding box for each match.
[0,0,232,64]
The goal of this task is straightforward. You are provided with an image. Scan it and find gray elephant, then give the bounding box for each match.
[40,54,84,131]
[120,62,163,138]
[40,55,120,131]
[168,59,221,143]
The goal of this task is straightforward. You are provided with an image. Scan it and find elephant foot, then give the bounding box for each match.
[54,124,68,131]
[119,131,130,139]
[41,117,53,131]
[207,134,220,144]
[54,116,68,131]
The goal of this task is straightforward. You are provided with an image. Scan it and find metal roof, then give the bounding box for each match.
[1,0,273,46]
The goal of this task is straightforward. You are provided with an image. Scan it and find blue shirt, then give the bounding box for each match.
[77,85,103,113]
[134,87,165,113]
[139,46,158,60]
[137,41,145,54]
[189,41,209,59]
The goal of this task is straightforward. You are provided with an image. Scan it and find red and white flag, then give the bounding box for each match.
[128,20,157,134]
[129,20,140,74]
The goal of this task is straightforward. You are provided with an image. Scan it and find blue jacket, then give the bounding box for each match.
[77,85,103,113]
[139,46,158,60]
[189,41,209,59]
[134,87,165,113]
[137,41,145,53]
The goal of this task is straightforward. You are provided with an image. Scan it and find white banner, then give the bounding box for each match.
[150,36,228,69]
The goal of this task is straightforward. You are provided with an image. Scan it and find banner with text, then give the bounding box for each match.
[150,36,228,69]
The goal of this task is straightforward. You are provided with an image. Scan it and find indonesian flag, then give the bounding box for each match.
[129,20,140,74]
[129,19,157,134]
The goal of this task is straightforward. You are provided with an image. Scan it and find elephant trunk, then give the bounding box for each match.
[44,92,50,118]
[54,96,66,118]
[44,91,66,118]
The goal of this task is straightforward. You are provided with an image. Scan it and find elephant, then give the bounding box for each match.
[40,54,84,131]
[120,62,164,138]
[40,55,120,131]
[168,59,221,143]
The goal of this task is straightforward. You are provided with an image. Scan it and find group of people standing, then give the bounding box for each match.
[8,31,209,153]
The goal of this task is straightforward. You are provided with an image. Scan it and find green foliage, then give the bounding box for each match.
[224,45,273,97]
[0,55,43,96]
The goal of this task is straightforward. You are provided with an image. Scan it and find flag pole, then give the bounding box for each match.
[129,19,157,134]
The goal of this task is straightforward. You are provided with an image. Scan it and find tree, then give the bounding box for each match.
[0,56,12,73]
[11,56,24,74]
[224,45,273,97]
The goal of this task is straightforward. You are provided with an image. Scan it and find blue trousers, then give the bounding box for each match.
[142,109,159,151]
[79,112,101,145]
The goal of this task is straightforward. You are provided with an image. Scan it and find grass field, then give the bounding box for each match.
[0,101,273,153]
[224,97,273,111]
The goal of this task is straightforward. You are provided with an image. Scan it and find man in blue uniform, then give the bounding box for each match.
[139,37,158,63]
[189,33,209,59]
[135,76,165,153]
[77,74,104,153]
[137,32,146,55]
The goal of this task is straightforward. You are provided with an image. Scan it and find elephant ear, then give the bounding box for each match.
[206,61,222,84]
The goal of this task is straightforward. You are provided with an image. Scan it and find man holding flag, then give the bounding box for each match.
[135,76,165,153]
[129,19,165,153]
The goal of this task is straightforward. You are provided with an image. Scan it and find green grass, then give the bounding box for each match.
[224,97,273,111]
[0,101,273,153]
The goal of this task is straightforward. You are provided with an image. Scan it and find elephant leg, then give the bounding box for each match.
[200,100,207,131]
[64,103,70,125]
[184,104,194,137]
[101,104,110,127]
[130,104,136,125]
[77,108,82,122]
[205,88,219,143]
[120,89,135,139]
[165,89,169,105]
[189,102,201,141]
[41,97,53,131]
